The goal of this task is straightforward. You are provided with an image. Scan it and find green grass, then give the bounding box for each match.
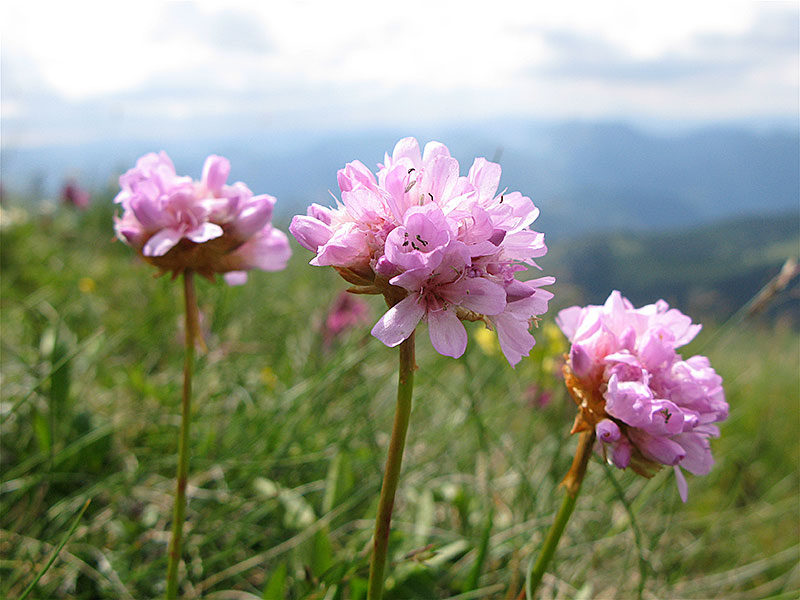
[1,199,798,599]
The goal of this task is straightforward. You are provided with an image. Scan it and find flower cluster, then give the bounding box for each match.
[556,291,728,501]
[291,138,554,365]
[114,152,291,284]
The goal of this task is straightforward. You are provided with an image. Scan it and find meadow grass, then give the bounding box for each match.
[1,200,798,599]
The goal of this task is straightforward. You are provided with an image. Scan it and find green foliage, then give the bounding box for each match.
[545,211,800,323]
[1,201,798,598]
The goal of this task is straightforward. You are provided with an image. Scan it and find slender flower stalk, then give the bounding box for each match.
[522,430,595,600]
[368,331,416,600]
[165,270,199,599]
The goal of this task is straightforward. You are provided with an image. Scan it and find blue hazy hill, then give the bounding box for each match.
[2,120,797,237]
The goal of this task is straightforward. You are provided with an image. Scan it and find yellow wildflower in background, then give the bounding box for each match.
[543,321,567,354]
[260,366,278,390]
[475,326,500,356]
[78,277,97,293]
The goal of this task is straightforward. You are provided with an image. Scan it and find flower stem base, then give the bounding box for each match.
[521,430,596,600]
[367,332,416,600]
[165,271,199,599]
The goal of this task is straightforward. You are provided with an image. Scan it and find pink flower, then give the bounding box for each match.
[556,291,728,501]
[114,152,290,283]
[290,137,553,365]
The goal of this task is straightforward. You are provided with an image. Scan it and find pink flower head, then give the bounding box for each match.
[114,152,290,283]
[556,291,728,501]
[290,137,554,365]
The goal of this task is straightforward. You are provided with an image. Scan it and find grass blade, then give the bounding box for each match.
[601,461,648,600]
[19,498,91,600]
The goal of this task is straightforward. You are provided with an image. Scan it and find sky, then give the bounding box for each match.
[1,0,798,148]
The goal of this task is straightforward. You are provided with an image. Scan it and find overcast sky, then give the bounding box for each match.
[2,0,798,146]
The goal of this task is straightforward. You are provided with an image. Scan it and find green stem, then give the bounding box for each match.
[523,430,595,600]
[166,270,199,599]
[367,331,416,600]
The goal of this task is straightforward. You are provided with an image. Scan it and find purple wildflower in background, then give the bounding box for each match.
[525,384,554,409]
[324,291,371,344]
[557,291,728,501]
[61,179,90,209]
[114,152,291,284]
[291,137,554,365]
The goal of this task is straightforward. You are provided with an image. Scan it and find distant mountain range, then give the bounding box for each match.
[2,119,797,238]
[543,211,800,324]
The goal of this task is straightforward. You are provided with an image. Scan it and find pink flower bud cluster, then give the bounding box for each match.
[291,138,554,365]
[114,152,291,284]
[557,291,728,501]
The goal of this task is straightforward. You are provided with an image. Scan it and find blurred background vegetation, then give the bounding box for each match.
[1,195,797,599]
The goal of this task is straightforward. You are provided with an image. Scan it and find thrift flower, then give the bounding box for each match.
[556,291,728,501]
[114,152,291,284]
[113,152,291,597]
[291,137,554,365]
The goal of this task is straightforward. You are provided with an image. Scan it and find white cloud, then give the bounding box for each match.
[1,0,796,145]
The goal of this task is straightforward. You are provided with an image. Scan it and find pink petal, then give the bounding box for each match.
[243,228,292,272]
[673,466,689,503]
[493,313,535,367]
[337,160,378,192]
[389,267,430,292]
[422,141,451,163]
[633,432,686,466]
[143,228,184,257]
[371,295,425,347]
[235,196,275,238]
[290,214,333,252]
[442,277,506,315]
[342,187,384,222]
[383,163,413,221]
[307,203,333,225]
[186,222,224,243]
[427,308,467,358]
[426,156,459,204]
[130,195,164,229]
[202,155,230,193]
[312,224,370,267]
[501,230,547,263]
[392,137,422,167]
[509,281,555,316]
[224,271,249,286]
[556,306,584,341]
[467,157,502,200]
[675,433,714,475]
[612,438,632,468]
